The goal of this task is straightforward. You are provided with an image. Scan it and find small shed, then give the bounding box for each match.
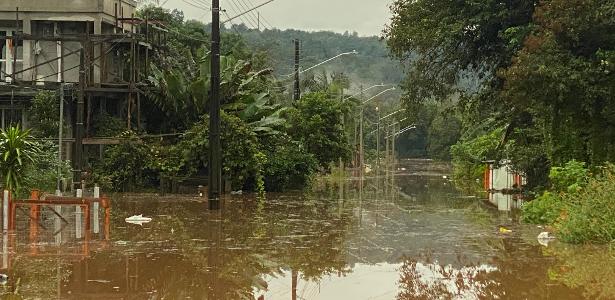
[483,160,526,192]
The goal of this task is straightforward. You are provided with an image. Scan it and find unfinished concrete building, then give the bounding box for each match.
[0,0,167,184]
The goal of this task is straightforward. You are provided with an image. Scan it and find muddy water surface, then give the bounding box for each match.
[2,161,615,299]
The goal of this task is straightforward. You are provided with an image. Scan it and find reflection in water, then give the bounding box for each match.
[0,161,611,299]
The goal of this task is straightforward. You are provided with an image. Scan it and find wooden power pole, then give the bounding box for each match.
[293,39,300,101]
[208,0,222,209]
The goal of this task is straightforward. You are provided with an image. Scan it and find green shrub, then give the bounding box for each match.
[93,112,125,137]
[21,140,71,195]
[179,112,261,190]
[522,160,591,225]
[450,128,503,180]
[28,91,60,138]
[549,160,590,193]
[262,135,318,191]
[556,165,615,244]
[286,93,351,170]
[522,191,566,224]
[98,131,156,191]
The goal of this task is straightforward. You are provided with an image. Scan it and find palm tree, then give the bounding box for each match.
[0,126,38,193]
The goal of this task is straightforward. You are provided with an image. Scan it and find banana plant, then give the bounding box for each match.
[0,126,39,193]
[147,51,275,129]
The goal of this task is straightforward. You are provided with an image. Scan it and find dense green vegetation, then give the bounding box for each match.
[523,162,615,244]
[385,0,615,243]
[76,5,355,193]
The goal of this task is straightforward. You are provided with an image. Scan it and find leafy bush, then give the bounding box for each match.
[523,162,615,244]
[179,112,260,190]
[556,165,615,244]
[21,141,71,195]
[549,160,590,193]
[262,135,318,192]
[28,91,60,138]
[97,131,156,191]
[451,128,503,180]
[93,112,126,137]
[286,92,350,170]
[522,191,565,225]
[523,160,591,225]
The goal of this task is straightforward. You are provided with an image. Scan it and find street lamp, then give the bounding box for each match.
[284,50,359,77]
[299,50,358,75]
[359,87,396,177]
[343,83,394,102]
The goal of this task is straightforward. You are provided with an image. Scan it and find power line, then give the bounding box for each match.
[225,0,259,29]
[157,22,209,43]
[244,0,274,29]
[182,0,211,11]
[235,0,267,30]
[230,0,260,27]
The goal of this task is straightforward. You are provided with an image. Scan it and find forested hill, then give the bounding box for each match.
[225,25,404,88]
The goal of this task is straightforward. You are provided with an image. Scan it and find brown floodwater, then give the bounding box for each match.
[2,161,615,299]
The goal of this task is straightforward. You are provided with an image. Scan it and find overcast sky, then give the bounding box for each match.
[159,0,393,36]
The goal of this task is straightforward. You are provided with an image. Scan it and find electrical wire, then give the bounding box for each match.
[229,0,260,28]
[236,0,269,30]
[182,0,211,11]
[225,0,259,29]
[244,0,274,29]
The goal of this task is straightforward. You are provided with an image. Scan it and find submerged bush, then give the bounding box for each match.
[523,160,591,225]
[450,128,503,181]
[97,131,156,191]
[549,160,590,193]
[21,140,71,196]
[556,166,615,244]
[522,191,565,225]
[523,162,615,244]
[262,135,318,192]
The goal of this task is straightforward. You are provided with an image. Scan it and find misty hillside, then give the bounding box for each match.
[226,25,404,89]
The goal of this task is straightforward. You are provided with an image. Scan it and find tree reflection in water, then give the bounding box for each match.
[397,253,497,300]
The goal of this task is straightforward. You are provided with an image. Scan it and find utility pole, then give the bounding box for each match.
[392,123,396,172]
[376,106,380,180]
[75,47,85,185]
[339,87,344,173]
[57,82,64,194]
[359,86,364,178]
[293,39,300,101]
[208,0,222,209]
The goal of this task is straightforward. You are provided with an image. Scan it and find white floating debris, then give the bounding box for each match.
[125,214,152,225]
[231,190,243,195]
[0,274,8,285]
[537,231,556,246]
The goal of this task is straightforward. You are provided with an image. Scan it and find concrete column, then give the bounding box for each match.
[55,190,62,245]
[2,190,8,232]
[5,32,12,83]
[93,186,100,234]
[22,17,32,81]
[75,189,82,239]
[93,18,102,85]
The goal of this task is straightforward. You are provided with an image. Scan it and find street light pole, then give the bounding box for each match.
[376,106,380,179]
[359,87,364,177]
[358,87,396,179]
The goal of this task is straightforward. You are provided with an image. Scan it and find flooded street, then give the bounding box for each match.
[2,161,614,299]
